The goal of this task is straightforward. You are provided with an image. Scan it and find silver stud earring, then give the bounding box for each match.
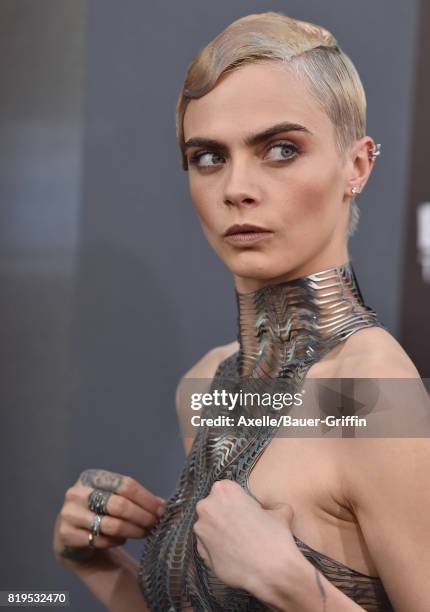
[351,186,361,195]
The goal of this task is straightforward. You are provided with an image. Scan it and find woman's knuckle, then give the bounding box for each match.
[213,479,230,493]
[123,476,137,497]
[64,487,76,502]
[103,516,121,537]
[114,495,127,515]
[59,506,70,522]
[100,516,112,535]
[111,520,122,536]
[58,524,69,541]
[193,521,201,536]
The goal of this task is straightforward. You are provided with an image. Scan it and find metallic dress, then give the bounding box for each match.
[138,261,394,611]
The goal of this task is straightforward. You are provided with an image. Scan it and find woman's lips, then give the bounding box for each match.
[224,230,273,246]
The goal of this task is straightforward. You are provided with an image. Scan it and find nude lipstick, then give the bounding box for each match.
[223,223,273,246]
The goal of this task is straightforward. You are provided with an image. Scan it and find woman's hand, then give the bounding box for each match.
[53,468,166,566]
[193,479,301,597]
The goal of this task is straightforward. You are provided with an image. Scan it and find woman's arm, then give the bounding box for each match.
[53,470,165,611]
[251,549,366,611]
[193,480,368,612]
[55,524,149,612]
[268,354,430,611]
[192,349,430,611]
[331,352,430,611]
[56,342,232,612]
[340,434,430,612]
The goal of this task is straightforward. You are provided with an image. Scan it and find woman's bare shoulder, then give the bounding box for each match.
[176,342,239,456]
[183,341,239,379]
[336,326,421,378]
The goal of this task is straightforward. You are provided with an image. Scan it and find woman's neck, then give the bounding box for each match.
[233,252,351,294]
[234,260,382,380]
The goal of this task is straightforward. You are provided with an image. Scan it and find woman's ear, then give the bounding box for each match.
[346,136,376,196]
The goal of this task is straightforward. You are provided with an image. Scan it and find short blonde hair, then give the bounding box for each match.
[176,11,368,237]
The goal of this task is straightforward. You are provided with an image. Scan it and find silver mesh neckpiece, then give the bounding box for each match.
[138,260,384,611]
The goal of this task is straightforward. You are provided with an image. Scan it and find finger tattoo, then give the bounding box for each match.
[79,469,123,492]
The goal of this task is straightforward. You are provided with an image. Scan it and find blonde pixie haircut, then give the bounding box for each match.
[176,11,368,238]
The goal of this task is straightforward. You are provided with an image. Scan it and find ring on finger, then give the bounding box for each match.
[88,489,111,515]
[90,513,103,537]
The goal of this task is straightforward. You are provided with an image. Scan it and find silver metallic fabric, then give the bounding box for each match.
[138,261,392,611]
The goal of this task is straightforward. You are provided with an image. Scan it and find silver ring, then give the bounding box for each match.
[88,489,111,515]
[90,513,102,537]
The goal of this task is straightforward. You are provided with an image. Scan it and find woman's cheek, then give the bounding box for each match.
[189,179,204,211]
[192,209,227,261]
[290,179,337,229]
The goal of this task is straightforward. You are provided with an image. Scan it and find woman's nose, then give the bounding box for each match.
[224,192,256,207]
[222,160,260,207]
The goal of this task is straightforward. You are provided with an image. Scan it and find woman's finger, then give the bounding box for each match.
[61,501,147,539]
[57,521,126,550]
[77,468,124,493]
[68,484,162,529]
[113,475,166,516]
[75,485,159,529]
[100,491,159,529]
[76,470,165,517]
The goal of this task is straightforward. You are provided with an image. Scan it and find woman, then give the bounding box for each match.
[53,11,429,612]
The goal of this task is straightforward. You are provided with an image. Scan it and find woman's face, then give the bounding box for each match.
[183,61,370,292]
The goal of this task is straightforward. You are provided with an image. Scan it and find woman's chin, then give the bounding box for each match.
[225,260,289,283]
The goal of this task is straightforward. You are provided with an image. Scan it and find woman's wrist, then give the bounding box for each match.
[55,544,95,565]
[247,546,314,610]
[249,547,365,612]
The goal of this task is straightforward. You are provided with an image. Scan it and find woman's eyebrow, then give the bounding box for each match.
[183,121,313,153]
[244,121,313,146]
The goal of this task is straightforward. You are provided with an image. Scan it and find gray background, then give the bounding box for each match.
[0,0,425,610]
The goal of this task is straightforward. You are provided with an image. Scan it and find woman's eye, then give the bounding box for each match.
[266,142,298,162]
[189,152,224,168]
